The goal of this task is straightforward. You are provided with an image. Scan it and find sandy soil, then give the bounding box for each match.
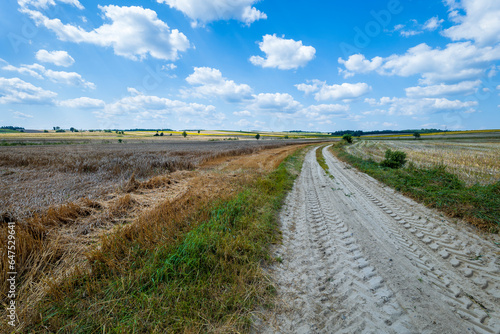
[255,146,500,334]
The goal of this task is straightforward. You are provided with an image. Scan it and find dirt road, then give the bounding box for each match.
[256,146,500,334]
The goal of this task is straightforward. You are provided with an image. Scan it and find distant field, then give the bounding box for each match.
[345,139,500,185]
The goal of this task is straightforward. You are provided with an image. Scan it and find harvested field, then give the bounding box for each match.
[345,139,500,185]
[0,140,309,219]
[0,140,314,332]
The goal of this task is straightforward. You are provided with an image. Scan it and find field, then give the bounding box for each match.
[0,137,323,332]
[345,138,500,185]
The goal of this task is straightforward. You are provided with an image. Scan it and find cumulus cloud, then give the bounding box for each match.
[20,4,190,61]
[157,0,266,27]
[364,96,478,116]
[442,0,500,45]
[250,34,316,70]
[2,62,95,89]
[296,80,371,101]
[35,49,74,67]
[338,54,383,78]
[58,97,105,108]
[405,80,481,97]
[184,67,253,102]
[0,77,56,104]
[338,42,500,84]
[94,89,216,121]
[249,93,302,113]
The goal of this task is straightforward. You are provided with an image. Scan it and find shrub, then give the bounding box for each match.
[381,149,407,169]
[413,132,421,139]
[342,134,353,143]
[182,131,187,138]
[255,133,260,140]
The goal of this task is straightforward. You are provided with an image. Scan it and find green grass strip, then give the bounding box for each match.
[331,144,500,233]
[32,146,307,333]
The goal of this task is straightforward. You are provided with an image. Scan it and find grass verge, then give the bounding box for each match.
[316,145,335,180]
[25,146,307,333]
[331,144,500,233]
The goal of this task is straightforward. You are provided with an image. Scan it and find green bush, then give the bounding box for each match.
[381,149,407,169]
[342,134,353,143]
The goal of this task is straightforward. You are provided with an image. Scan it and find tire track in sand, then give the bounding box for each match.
[255,146,500,334]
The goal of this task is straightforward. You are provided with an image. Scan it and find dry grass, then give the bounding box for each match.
[345,139,500,185]
[0,141,313,332]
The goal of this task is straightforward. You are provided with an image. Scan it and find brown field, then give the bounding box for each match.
[345,139,500,185]
[0,139,317,331]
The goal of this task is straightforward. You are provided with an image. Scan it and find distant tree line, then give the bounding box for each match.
[1,126,24,131]
[329,129,448,136]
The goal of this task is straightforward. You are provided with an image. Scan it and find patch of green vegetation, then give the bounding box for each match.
[32,147,308,333]
[0,141,89,146]
[316,145,335,180]
[331,144,500,233]
[0,129,20,133]
[381,149,407,169]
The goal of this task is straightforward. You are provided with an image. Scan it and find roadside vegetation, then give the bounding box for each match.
[344,139,500,185]
[331,143,500,233]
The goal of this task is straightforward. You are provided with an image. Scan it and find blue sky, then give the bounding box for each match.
[0,0,499,131]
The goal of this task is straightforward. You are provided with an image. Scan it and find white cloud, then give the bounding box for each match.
[58,97,105,108]
[96,90,216,121]
[364,96,478,116]
[157,0,266,27]
[314,82,371,101]
[391,17,442,38]
[184,67,253,102]
[18,0,83,10]
[45,69,95,89]
[250,34,316,70]
[405,80,481,97]
[20,5,190,61]
[442,0,500,45]
[0,77,56,104]
[2,61,95,89]
[338,54,383,78]
[249,93,302,113]
[295,79,324,94]
[2,63,45,79]
[13,111,34,119]
[339,42,500,84]
[423,16,444,31]
[382,122,398,127]
[233,110,252,116]
[296,80,371,101]
[35,49,74,67]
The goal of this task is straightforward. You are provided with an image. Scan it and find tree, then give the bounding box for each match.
[342,134,353,143]
[53,126,60,131]
[198,130,200,134]
[70,127,75,132]
[255,133,260,140]
[413,132,421,140]
[182,131,187,138]
[160,132,164,136]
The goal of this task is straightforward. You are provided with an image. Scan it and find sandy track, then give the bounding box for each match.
[256,146,500,334]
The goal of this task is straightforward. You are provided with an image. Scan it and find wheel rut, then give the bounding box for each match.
[255,146,500,334]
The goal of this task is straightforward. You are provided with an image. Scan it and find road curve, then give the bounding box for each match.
[255,146,500,334]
